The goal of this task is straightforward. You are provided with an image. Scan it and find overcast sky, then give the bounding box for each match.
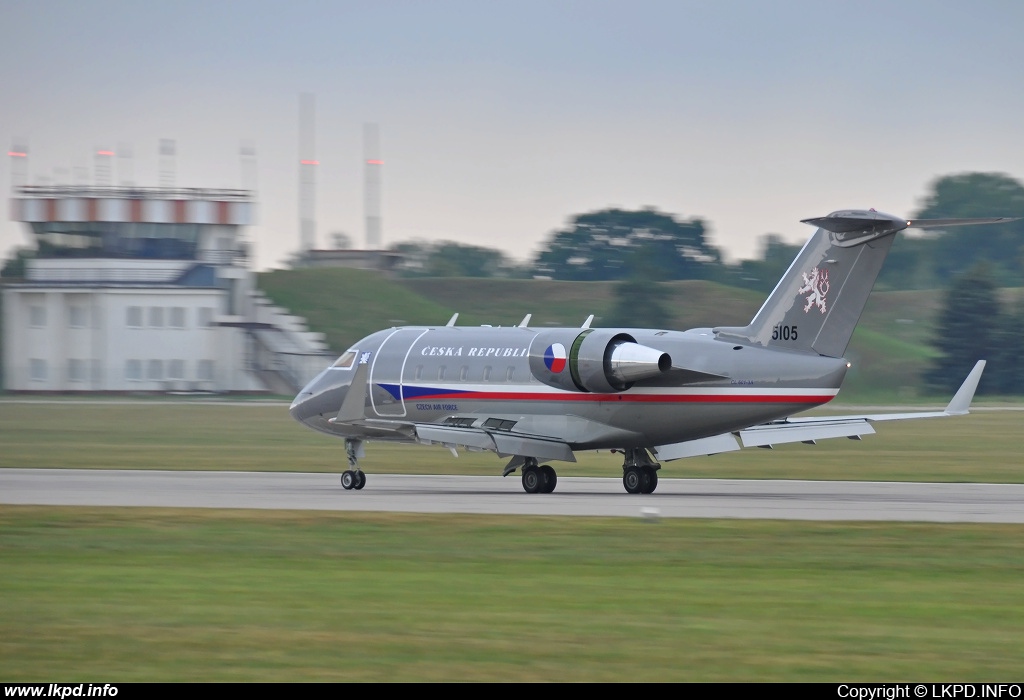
[2,0,1023,270]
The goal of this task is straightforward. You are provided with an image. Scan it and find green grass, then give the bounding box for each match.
[3,507,1024,681]
[1,402,1021,483]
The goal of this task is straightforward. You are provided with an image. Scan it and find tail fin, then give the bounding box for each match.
[715,210,1018,358]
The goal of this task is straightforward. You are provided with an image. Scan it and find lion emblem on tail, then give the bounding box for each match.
[798,267,829,314]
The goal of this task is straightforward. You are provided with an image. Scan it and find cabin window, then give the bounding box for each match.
[438,366,447,380]
[459,366,468,381]
[505,367,515,382]
[415,365,423,380]
[482,366,492,381]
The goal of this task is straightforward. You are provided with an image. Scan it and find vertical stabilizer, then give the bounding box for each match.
[715,210,908,358]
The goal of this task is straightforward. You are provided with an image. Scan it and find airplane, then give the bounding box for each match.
[290,208,1012,494]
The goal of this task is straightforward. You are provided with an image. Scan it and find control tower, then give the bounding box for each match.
[3,185,330,392]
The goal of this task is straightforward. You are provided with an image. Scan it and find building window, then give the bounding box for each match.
[198,307,214,328]
[126,307,142,328]
[147,360,163,381]
[168,360,185,380]
[68,359,85,382]
[69,306,87,329]
[30,306,46,328]
[198,360,214,381]
[126,360,142,381]
[170,307,186,329]
[149,307,164,328]
[30,359,47,381]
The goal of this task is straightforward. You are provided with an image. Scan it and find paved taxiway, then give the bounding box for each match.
[3,469,1024,522]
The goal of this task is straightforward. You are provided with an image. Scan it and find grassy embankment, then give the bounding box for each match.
[257,268,959,402]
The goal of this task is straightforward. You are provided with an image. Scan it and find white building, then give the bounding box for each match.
[3,186,331,393]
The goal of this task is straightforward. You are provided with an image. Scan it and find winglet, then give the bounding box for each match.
[518,314,532,328]
[582,314,594,329]
[945,360,986,415]
[446,313,459,327]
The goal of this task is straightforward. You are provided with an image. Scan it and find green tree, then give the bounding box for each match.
[925,265,1002,394]
[390,241,525,278]
[533,207,720,281]
[603,278,672,329]
[913,172,1024,287]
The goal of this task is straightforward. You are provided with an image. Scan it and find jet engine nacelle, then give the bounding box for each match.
[529,329,672,393]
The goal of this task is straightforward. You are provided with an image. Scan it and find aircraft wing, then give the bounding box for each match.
[654,361,985,460]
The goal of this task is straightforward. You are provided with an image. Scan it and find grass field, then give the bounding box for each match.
[3,507,1024,681]
[2,400,1023,681]
[1,401,1021,482]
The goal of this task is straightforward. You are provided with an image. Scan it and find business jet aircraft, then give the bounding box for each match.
[290,209,1009,494]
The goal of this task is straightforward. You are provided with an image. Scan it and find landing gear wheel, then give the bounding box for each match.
[623,466,644,494]
[354,470,366,490]
[540,465,557,493]
[522,464,542,494]
[341,470,357,490]
[640,466,658,494]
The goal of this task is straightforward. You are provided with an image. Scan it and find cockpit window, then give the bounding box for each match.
[332,349,359,369]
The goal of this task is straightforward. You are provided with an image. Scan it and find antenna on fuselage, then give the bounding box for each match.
[446,313,459,327]
[518,314,531,328]
[582,314,594,329]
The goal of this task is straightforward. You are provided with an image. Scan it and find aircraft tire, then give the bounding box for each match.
[354,471,366,490]
[540,465,557,493]
[522,465,542,494]
[341,470,356,490]
[641,466,658,494]
[623,466,643,494]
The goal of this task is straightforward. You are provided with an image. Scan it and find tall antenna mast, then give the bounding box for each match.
[8,139,28,190]
[299,93,317,252]
[95,146,114,186]
[159,139,176,188]
[364,122,382,250]
[240,139,257,193]
[118,142,134,186]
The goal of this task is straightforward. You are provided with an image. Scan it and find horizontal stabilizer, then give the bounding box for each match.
[800,216,907,234]
[907,217,1019,229]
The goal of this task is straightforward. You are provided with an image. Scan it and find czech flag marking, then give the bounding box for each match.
[544,343,567,373]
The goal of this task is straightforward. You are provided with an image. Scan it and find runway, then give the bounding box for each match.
[3,468,1024,522]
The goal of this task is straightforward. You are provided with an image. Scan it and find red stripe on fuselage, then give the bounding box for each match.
[406,391,833,404]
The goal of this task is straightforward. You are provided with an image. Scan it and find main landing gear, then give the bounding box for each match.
[341,438,366,491]
[619,447,660,494]
[503,456,557,494]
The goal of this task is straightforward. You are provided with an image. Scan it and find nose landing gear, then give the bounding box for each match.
[341,438,366,490]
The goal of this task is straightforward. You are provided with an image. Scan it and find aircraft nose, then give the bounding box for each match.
[289,391,315,423]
